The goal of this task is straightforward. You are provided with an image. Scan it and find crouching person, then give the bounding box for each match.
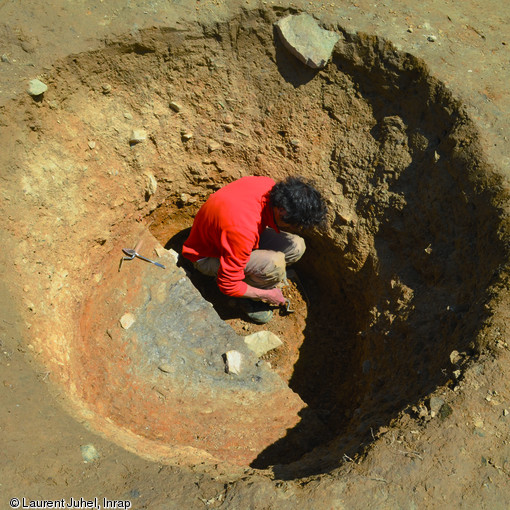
[182,175,327,323]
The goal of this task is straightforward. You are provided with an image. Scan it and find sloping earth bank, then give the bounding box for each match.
[1,2,510,509]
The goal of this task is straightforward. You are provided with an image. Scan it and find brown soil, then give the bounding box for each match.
[2,2,510,509]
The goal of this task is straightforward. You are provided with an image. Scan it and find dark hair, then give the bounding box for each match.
[269,176,327,228]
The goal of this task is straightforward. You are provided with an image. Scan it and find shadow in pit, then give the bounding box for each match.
[164,227,245,322]
[250,261,364,477]
[251,162,505,481]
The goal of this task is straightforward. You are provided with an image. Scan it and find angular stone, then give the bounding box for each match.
[169,101,182,112]
[450,350,462,365]
[208,140,221,152]
[27,79,48,96]
[180,129,193,141]
[130,129,147,144]
[80,444,100,463]
[429,396,445,417]
[145,172,157,196]
[120,313,135,329]
[275,13,340,69]
[244,331,283,357]
[225,350,242,375]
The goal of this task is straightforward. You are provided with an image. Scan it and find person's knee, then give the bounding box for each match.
[245,251,286,288]
[286,235,306,264]
[194,257,220,277]
[273,251,286,276]
[260,250,286,281]
[294,235,306,258]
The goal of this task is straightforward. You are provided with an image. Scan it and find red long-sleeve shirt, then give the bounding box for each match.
[182,176,279,297]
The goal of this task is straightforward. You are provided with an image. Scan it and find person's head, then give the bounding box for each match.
[269,176,327,229]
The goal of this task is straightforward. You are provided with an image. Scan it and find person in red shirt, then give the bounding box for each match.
[182,175,327,323]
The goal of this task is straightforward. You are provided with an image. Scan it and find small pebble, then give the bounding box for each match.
[88,141,96,150]
[130,129,147,144]
[180,129,193,141]
[503,409,509,416]
[80,444,100,463]
[429,396,445,417]
[407,27,414,33]
[145,172,157,196]
[169,101,182,112]
[180,192,192,204]
[27,79,48,96]
[124,112,133,120]
[1,54,10,63]
[208,141,221,152]
[102,83,112,94]
[225,350,242,375]
[427,35,437,42]
[450,350,462,364]
[120,313,135,329]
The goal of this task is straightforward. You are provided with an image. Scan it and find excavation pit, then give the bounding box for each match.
[9,9,508,480]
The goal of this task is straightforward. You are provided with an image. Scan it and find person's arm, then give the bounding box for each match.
[242,285,286,306]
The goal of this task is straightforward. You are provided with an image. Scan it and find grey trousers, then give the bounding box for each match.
[194,228,305,289]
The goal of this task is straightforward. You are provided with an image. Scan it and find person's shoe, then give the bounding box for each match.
[239,299,273,324]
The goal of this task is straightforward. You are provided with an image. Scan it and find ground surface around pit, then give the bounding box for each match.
[1,1,510,509]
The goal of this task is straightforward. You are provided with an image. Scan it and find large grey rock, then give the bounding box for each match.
[275,13,340,69]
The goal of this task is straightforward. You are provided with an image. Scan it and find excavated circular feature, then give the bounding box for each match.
[8,10,507,479]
